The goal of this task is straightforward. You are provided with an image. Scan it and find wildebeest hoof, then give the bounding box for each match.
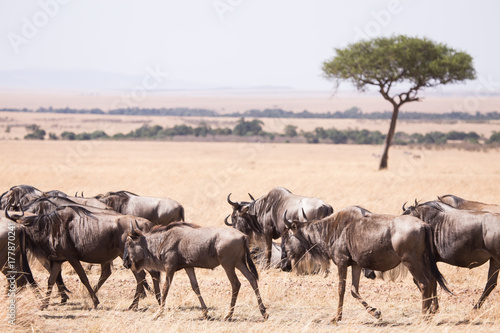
[262,312,269,321]
[223,314,233,321]
[127,303,139,311]
[369,308,381,319]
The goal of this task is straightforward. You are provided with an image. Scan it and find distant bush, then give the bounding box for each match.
[24,124,45,140]
[61,131,76,140]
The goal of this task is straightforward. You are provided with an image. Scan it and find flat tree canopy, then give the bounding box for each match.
[322,35,476,169]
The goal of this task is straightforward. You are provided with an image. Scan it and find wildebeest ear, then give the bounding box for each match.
[239,206,249,214]
[129,221,139,238]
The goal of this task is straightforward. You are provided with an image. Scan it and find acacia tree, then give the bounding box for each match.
[322,35,476,169]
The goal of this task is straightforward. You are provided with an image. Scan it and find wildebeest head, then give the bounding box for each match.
[280,211,309,272]
[0,185,43,210]
[401,199,420,216]
[224,193,263,237]
[402,200,447,222]
[123,222,147,271]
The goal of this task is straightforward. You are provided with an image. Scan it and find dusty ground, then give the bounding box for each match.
[1,140,500,332]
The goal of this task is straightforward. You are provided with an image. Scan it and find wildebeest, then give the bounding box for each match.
[438,194,500,214]
[122,222,268,321]
[403,200,500,309]
[280,206,450,322]
[5,205,160,310]
[96,191,184,225]
[0,185,44,209]
[225,187,333,268]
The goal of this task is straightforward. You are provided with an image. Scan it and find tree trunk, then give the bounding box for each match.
[379,105,400,170]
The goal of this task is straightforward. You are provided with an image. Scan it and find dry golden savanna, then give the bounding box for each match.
[1,140,500,332]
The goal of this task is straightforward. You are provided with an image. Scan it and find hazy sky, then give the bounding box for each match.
[1,0,499,91]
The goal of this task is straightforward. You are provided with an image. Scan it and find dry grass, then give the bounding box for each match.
[1,140,500,332]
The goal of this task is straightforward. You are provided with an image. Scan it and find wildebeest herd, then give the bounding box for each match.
[1,185,499,323]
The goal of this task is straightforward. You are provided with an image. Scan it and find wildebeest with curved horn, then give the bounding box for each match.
[5,205,160,310]
[123,222,268,321]
[403,200,500,310]
[0,185,44,210]
[437,194,500,214]
[96,191,184,225]
[281,206,451,322]
[225,187,333,269]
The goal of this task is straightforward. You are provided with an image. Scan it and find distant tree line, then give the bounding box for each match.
[2,106,500,121]
[22,119,500,145]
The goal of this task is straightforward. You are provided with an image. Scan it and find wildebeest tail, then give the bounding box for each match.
[424,224,452,295]
[244,238,259,281]
[19,227,38,288]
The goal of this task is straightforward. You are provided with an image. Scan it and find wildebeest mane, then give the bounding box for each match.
[21,205,95,228]
[23,197,59,210]
[420,201,446,212]
[150,221,200,233]
[106,190,138,197]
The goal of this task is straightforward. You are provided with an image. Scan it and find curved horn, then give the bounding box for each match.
[75,191,78,197]
[402,201,407,212]
[81,192,84,198]
[283,210,292,229]
[301,208,308,221]
[414,199,418,207]
[248,193,256,201]
[5,205,24,222]
[224,214,232,226]
[227,193,238,208]
[130,221,135,234]
[134,219,143,231]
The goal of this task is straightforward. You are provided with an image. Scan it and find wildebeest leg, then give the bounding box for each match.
[350,265,381,319]
[236,260,268,320]
[265,235,273,269]
[429,278,439,314]
[66,257,100,309]
[92,262,112,294]
[42,260,69,303]
[332,263,348,323]
[404,262,433,316]
[473,258,500,309]
[184,267,209,319]
[154,269,175,320]
[41,261,62,310]
[221,264,241,321]
[128,269,147,310]
[148,270,161,305]
[55,271,70,304]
